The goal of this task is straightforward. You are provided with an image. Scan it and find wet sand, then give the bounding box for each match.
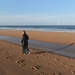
[0,30,75,45]
[0,30,75,75]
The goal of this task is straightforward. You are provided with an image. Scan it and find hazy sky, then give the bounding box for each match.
[0,0,75,25]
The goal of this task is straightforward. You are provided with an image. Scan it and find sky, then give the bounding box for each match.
[0,0,75,25]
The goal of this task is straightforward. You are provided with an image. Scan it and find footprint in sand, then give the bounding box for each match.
[55,73,62,75]
[4,52,15,60]
[29,65,41,70]
[36,56,41,59]
[37,72,44,75]
[16,59,25,67]
[48,72,62,75]
[70,71,75,74]
[16,59,24,63]
[5,55,14,60]
[50,73,62,75]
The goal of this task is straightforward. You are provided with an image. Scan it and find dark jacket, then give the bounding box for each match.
[21,34,29,47]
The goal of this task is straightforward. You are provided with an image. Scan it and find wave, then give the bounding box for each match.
[0,25,75,32]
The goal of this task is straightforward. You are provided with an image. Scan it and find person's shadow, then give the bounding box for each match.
[31,43,75,54]
[49,43,75,53]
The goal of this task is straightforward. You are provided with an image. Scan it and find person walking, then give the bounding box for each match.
[21,30,30,54]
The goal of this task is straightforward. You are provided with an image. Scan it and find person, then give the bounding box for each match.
[21,30,30,54]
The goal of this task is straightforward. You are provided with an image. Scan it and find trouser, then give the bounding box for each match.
[22,46,30,54]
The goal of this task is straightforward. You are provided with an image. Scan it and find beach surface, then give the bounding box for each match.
[0,30,75,45]
[0,30,75,75]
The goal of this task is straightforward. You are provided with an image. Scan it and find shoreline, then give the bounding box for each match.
[1,25,75,33]
[1,29,75,33]
[0,30,75,45]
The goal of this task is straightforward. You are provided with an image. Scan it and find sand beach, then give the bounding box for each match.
[0,30,75,75]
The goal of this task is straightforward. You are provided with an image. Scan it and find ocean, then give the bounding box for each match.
[0,25,75,33]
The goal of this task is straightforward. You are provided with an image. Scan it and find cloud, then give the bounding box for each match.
[0,14,75,25]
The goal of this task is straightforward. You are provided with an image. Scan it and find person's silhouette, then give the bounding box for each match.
[21,30,30,54]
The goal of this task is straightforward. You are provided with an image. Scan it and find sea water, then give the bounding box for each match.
[0,25,75,33]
